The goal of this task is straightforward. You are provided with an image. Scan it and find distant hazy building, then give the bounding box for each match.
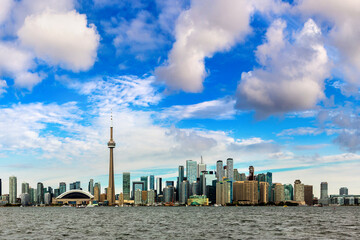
[239,173,247,181]
[340,187,348,195]
[9,176,17,204]
[190,181,200,196]
[59,182,66,194]
[294,180,305,202]
[273,183,285,203]
[88,179,94,195]
[259,182,269,204]
[233,181,258,205]
[284,184,293,201]
[29,188,36,205]
[37,182,44,205]
[186,160,197,184]
[304,185,313,205]
[149,175,155,190]
[0,178,2,196]
[70,181,81,190]
[94,184,100,202]
[248,166,255,181]
[216,160,223,182]
[233,169,240,181]
[53,189,60,198]
[123,172,131,200]
[197,157,206,178]
[156,177,162,195]
[141,176,148,191]
[226,158,234,181]
[21,182,29,194]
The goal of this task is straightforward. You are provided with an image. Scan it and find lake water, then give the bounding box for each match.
[0,206,359,239]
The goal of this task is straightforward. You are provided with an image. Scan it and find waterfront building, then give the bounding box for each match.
[141,176,148,191]
[54,190,94,206]
[197,156,206,178]
[147,190,155,205]
[226,158,234,181]
[44,193,52,205]
[284,184,293,201]
[94,185,100,201]
[216,160,223,182]
[187,195,209,206]
[0,178,2,196]
[134,189,142,205]
[20,193,30,206]
[216,179,233,205]
[123,172,131,200]
[37,182,44,205]
[132,181,145,199]
[294,180,305,203]
[107,116,116,206]
[59,182,66,194]
[9,176,17,204]
[304,185,313,205]
[21,182,29,194]
[266,172,272,202]
[141,191,148,204]
[29,188,35,204]
[100,193,107,203]
[179,180,190,204]
[88,179,94,195]
[156,177,162,195]
[150,175,155,190]
[233,181,258,205]
[163,186,175,203]
[340,187,348,195]
[205,185,216,204]
[186,160,197,183]
[319,182,329,205]
[273,183,285,203]
[259,182,269,204]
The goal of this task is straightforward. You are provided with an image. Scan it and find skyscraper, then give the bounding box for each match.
[9,176,17,204]
[123,172,131,200]
[88,179,94,195]
[107,115,116,205]
[233,169,240,181]
[178,166,184,185]
[284,184,293,201]
[304,185,313,205]
[141,176,148,191]
[59,182,66,194]
[37,182,44,205]
[273,183,285,203]
[197,156,206,178]
[21,183,29,193]
[248,166,255,180]
[294,180,304,202]
[266,172,272,202]
[150,175,155,190]
[186,160,197,183]
[0,178,2,196]
[320,182,328,200]
[216,160,223,182]
[179,180,190,204]
[340,187,348,195]
[156,177,162,195]
[132,181,145,199]
[226,158,234,181]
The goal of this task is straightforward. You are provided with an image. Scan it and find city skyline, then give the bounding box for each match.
[1,0,360,198]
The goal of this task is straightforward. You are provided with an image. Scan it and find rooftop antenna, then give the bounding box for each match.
[201,155,203,164]
[111,109,113,127]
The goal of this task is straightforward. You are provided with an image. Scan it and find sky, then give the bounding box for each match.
[1,0,360,197]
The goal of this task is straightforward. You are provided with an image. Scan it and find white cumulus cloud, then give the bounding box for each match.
[18,10,100,72]
[236,19,331,117]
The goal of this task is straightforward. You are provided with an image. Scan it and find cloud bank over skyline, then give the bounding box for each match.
[0,0,360,197]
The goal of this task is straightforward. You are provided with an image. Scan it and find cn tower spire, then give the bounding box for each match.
[107,112,116,205]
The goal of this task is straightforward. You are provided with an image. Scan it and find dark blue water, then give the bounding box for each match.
[0,206,359,239]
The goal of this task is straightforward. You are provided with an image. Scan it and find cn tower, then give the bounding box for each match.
[107,114,116,205]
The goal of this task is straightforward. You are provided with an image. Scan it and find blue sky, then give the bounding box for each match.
[1,0,360,197]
